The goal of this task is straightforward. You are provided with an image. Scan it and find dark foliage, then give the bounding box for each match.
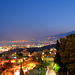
[56,40,60,51]
[54,34,75,75]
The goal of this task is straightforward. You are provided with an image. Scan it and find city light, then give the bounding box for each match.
[13,57,17,59]
[23,68,28,73]
[23,57,25,60]
[14,70,20,75]
[42,52,44,54]
[11,60,16,63]
[49,52,51,54]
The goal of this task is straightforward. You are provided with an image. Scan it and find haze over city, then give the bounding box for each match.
[0,0,75,75]
[0,0,75,41]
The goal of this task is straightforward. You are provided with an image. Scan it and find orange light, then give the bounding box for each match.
[14,70,20,75]
[11,60,16,63]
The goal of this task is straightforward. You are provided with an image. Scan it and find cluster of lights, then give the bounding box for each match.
[14,70,20,75]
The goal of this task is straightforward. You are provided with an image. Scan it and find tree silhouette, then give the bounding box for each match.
[56,40,60,51]
[20,65,24,75]
[54,34,75,75]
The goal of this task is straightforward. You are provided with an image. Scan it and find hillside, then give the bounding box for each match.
[46,30,75,41]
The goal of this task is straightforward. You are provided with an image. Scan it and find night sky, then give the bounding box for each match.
[0,0,75,41]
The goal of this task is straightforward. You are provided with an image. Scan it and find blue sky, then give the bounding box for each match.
[0,0,75,41]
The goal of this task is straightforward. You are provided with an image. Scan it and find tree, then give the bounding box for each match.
[54,53,63,67]
[32,56,36,61]
[20,65,24,75]
[56,40,60,51]
[37,53,43,63]
[3,61,13,69]
[54,40,63,67]
[17,52,23,58]
[55,34,75,75]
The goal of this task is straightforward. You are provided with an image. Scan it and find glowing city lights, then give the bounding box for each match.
[14,70,20,75]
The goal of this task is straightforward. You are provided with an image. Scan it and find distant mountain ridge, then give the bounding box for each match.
[45,30,75,41]
[53,30,75,38]
[33,30,75,42]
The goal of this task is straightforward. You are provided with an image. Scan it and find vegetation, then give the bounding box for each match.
[20,65,24,75]
[17,52,23,58]
[54,34,75,75]
[52,63,60,73]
